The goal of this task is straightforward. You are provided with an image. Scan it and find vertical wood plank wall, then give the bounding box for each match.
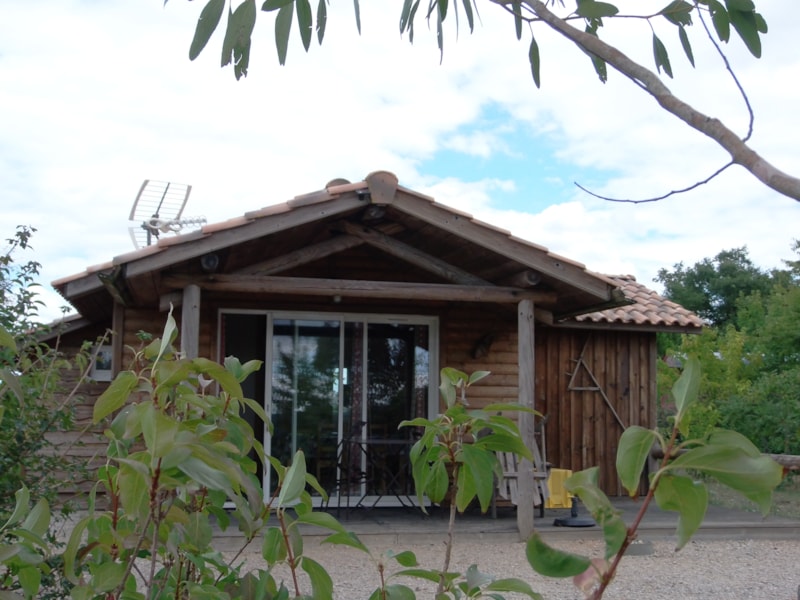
[440,308,657,496]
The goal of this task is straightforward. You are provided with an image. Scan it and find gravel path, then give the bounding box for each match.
[231,537,800,599]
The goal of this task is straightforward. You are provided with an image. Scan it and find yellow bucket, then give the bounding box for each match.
[545,468,573,509]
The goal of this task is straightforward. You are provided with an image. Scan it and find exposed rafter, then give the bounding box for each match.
[337,221,490,286]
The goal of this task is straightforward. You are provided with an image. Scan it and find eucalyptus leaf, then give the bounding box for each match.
[660,0,693,26]
[512,1,522,40]
[708,0,731,42]
[189,0,226,60]
[678,25,695,66]
[652,32,673,77]
[275,3,294,66]
[529,35,541,88]
[316,0,327,44]
[728,7,761,57]
[296,0,313,51]
[575,1,619,19]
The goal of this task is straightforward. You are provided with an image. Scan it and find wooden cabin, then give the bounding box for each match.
[51,171,703,531]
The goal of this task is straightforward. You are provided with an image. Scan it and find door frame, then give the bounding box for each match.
[217,309,440,503]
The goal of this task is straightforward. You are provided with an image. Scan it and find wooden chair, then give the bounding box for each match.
[492,418,550,518]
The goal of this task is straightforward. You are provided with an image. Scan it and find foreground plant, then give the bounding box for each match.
[0,311,786,599]
[526,356,784,599]
[401,367,542,599]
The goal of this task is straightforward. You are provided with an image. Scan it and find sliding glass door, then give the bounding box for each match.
[220,311,437,504]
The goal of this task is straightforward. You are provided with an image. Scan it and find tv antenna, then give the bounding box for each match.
[128,180,206,249]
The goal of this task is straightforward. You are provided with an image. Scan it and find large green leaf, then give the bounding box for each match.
[425,459,450,504]
[301,556,333,599]
[63,514,93,584]
[665,444,782,514]
[117,459,151,520]
[17,565,41,598]
[262,526,288,565]
[178,456,235,496]
[671,355,700,436]
[0,325,14,350]
[383,584,416,600]
[4,486,31,529]
[295,511,347,533]
[20,498,50,538]
[459,443,496,512]
[654,474,708,549]
[189,0,226,60]
[485,578,543,599]
[322,531,370,553]
[616,426,658,497]
[93,370,138,423]
[277,450,307,506]
[565,468,626,558]
[525,533,591,578]
[0,367,23,406]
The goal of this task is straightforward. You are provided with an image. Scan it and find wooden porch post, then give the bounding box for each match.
[517,299,536,539]
[181,284,201,359]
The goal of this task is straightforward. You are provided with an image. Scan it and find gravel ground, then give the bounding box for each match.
[229,537,800,599]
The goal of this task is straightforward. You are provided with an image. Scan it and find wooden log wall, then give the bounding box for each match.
[54,302,655,501]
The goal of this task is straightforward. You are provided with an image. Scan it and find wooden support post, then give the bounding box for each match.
[181,284,201,359]
[111,301,124,375]
[517,299,536,539]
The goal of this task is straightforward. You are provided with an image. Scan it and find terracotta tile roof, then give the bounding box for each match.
[51,171,699,332]
[575,275,705,330]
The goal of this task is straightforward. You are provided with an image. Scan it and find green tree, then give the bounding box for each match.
[171,0,800,202]
[655,247,775,328]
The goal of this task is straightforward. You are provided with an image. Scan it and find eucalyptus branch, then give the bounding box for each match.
[575,161,734,203]
[515,0,800,201]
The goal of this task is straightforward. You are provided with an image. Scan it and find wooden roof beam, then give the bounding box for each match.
[390,193,613,300]
[337,221,490,286]
[235,234,364,275]
[162,274,558,304]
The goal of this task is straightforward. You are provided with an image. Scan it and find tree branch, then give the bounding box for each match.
[515,0,800,202]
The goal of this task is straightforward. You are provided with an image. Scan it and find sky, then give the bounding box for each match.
[1,1,798,322]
